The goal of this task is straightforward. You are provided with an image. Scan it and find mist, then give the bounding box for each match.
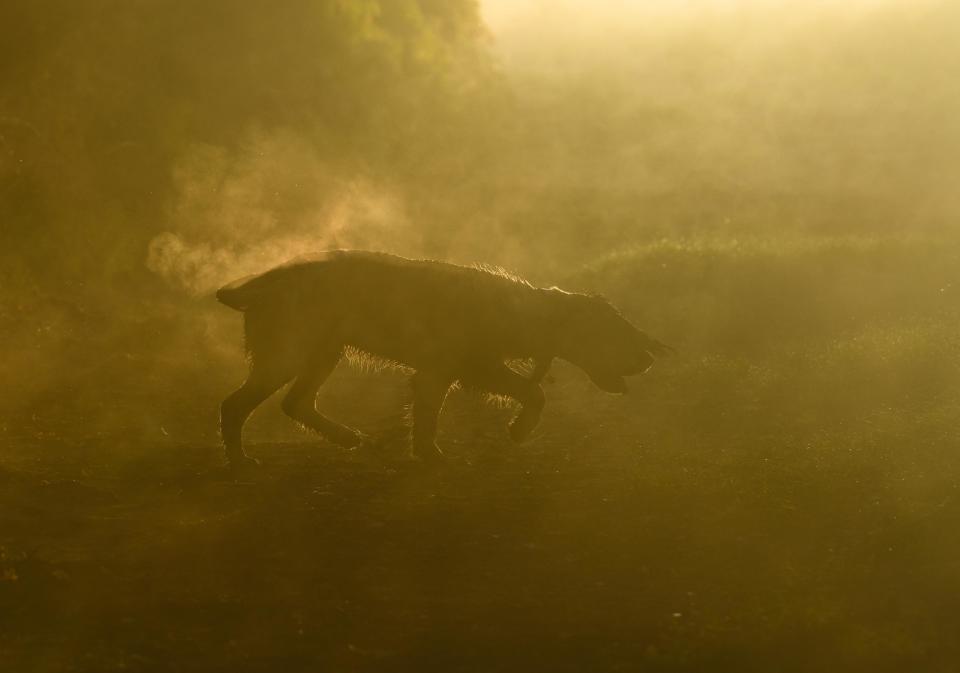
[2,1,959,671]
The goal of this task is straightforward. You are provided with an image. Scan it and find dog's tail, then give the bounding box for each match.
[215,275,260,311]
[216,258,316,311]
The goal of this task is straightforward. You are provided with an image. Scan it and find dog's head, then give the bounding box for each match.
[552,291,670,394]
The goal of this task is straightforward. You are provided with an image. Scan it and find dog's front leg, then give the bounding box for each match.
[410,370,454,461]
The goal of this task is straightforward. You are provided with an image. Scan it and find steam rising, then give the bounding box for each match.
[147,132,409,295]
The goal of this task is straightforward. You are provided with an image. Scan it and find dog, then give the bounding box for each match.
[217,250,672,466]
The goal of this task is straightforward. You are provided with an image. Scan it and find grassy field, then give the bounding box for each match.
[3,235,960,672]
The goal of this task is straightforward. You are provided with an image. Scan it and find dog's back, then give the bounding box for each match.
[217,250,545,373]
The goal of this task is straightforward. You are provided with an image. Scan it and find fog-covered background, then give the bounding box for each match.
[3,1,958,419]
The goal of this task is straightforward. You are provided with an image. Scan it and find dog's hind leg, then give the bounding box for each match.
[462,363,546,443]
[281,347,368,450]
[221,359,294,467]
[410,370,454,460]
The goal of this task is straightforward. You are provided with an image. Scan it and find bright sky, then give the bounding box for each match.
[481,0,910,35]
[479,0,768,67]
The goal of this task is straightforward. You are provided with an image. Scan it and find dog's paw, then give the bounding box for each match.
[412,441,446,463]
[334,429,371,451]
[226,453,261,470]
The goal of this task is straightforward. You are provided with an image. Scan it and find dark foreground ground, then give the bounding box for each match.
[3,362,960,673]
[4,239,960,672]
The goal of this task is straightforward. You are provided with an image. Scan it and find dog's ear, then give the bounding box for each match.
[638,332,676,357]
[585,370,628,394]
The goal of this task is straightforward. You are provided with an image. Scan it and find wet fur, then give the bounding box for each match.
[218,250,671,465]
